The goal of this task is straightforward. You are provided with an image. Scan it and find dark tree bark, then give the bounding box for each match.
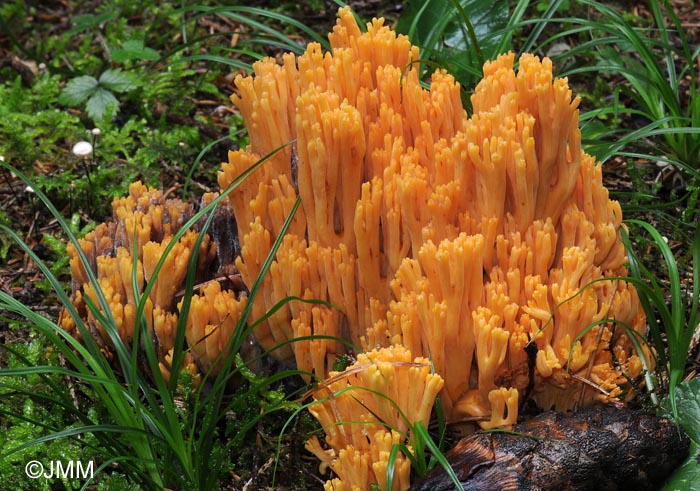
[412,408,689,491]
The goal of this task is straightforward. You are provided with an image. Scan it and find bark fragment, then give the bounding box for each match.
[412,408,689,491]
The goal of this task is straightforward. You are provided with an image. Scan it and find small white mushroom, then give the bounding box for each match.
[72,141,93,157]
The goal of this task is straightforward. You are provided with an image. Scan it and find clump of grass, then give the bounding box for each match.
[518,1,700,210]
[621,219,700,420]
[619,217,700,487]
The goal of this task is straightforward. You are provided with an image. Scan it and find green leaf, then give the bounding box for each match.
[395,0,509,101]
[111,39,160,63]
[661,378,700,443]
[660,442,700,491]
[58,75,98,106]
[396,0,508,61]
[85,87,119,121]
[65,11,120,37]
[659,378,700,491]
[98,69,138,93]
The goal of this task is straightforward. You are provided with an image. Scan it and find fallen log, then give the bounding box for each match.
[411,408,689,491]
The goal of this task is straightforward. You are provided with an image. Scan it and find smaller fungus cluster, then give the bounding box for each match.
[60,182,246,380]
[306,345,444,491]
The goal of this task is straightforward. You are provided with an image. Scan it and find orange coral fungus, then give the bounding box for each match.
[220,5,650,436]
[183,280,247,374]
[60,182,242,378]
[306,345,444,491]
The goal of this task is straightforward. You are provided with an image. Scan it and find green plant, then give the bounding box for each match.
[170,4,329,74]
[519,0,700,210]
[536,0,569,12]
[0,1,29,50]
[395,0,531,110]
[0,148,311,490]
[59,69,139,122]
[0,74,81,169]
[659,377,700,490]
[621,219,700,420]
[110,38,160,64]
[0,207,10,262]
[582,0,700,166]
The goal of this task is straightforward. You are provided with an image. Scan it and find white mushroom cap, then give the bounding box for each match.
[72,141,93,157]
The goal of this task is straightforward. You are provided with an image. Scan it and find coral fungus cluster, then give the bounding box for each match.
[60,183,245,379]
[63,7,651,491]
[221,5,647,418]
[306,345,444,491]
[217,8,649,488]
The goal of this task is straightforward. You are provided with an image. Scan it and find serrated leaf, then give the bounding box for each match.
[111,39,160,63]
[98,69,138,93]
[58,75,99,106]
[660,378,700,444]
[659,378,700,491]
[85,88,119,121]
